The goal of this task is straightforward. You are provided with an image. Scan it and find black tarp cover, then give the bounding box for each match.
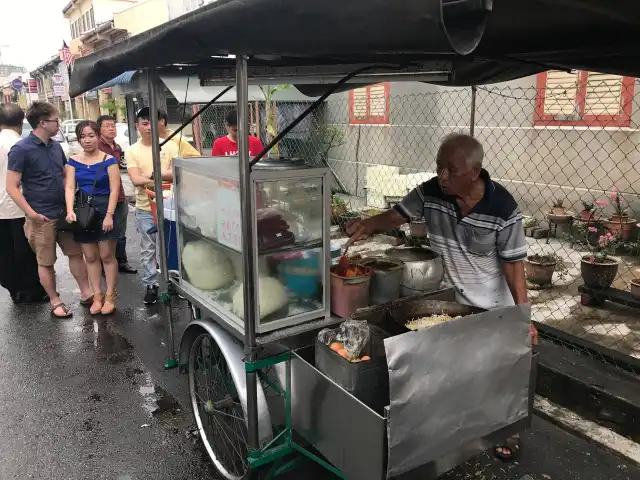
[69,0,640,97]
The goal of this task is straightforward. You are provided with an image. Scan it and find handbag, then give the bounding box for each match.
[63,155,109,231]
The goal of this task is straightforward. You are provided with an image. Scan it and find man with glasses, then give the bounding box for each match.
[6,102,92,318]
[97,115,137,274]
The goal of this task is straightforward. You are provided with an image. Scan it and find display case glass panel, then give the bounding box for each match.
[174,156,330,335]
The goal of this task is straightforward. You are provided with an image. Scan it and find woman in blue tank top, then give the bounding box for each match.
[65,120,121,315]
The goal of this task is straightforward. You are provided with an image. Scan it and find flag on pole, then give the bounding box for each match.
[61,41,76,72]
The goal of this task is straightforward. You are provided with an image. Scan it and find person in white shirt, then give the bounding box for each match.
[0,104,47,304]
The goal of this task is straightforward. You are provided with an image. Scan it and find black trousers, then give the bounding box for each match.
[115,201,129,265]
[0,217,44,297]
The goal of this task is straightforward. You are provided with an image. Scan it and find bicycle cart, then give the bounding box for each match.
[69,1,640,478]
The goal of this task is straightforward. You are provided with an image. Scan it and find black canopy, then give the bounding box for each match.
[69,0,640,97]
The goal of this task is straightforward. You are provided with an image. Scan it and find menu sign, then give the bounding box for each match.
[216,184,242,250]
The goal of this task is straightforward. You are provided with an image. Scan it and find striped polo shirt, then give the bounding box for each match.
[394,169,527,309]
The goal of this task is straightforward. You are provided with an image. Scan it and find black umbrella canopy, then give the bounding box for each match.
[69,0,640,97]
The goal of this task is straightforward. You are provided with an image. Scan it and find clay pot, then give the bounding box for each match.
[603,218,636,241]
[525,256,558,286]
[552,207,566,216]
[580,255,620,289]
[580,210,593,221]
[631,278,640,298]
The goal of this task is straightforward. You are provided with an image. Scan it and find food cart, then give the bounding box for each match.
[69,1,640,478]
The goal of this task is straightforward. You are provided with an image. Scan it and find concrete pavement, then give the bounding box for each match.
[0,211,639,479]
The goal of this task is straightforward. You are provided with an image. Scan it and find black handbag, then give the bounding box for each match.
[63,155,108,231]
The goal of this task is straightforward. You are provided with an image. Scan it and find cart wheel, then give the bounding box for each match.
[189,333,250,479]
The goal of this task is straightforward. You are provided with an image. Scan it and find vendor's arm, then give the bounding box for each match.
[497,209,529,304]
[345,184,426,244]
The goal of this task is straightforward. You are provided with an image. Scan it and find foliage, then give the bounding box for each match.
[100,98,125,118]
[552,198,564,208]
[259,84,291,157]
[528,251,569,280]
[312,124,346,162]
[581,200,594,212]
[608,186,629,218]
[331,193,346,206]
[584,229,623,263]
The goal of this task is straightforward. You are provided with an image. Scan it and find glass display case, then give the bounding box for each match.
[173,156,331,336]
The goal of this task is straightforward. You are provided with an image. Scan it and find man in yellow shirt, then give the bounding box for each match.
[126,108,179,305]
[137,107,201,158]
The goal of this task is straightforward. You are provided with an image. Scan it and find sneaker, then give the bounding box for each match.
[144,285,159,305]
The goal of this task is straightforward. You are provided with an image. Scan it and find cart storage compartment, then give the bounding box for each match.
[315,325,389,414]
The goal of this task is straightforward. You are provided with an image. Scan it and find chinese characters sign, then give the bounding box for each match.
[216,185,242,250]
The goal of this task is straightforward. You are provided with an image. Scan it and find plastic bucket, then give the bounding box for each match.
[330,266,373,318]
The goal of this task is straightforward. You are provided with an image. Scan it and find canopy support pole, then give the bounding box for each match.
[237,55,260,452]
[147,68,178,369]
[470,85,477,137]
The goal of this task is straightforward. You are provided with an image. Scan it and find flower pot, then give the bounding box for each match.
[580,255,620,289]
[552,207,566,216]
[603,218,636,241]
[580,210,593,221]
[525,257,557,286]
[631,278,640,298]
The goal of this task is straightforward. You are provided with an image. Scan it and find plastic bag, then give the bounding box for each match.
[336,319,370,360]
[317,328,336,346]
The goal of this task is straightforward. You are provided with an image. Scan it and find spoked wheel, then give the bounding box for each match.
[189,333,250,479]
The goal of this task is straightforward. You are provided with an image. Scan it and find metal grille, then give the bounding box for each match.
[194,76,640,371]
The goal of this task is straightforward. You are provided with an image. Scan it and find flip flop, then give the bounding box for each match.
[51,303,73,319]
[494,436,521,462]
[80,294,95,306]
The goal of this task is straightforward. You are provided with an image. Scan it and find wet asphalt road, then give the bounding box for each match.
[1,209,639,480]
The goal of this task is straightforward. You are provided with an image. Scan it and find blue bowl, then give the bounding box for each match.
[279,254,321,297]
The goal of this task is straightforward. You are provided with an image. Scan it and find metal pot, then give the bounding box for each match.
[358,257,404,305]
[384,247,444,297]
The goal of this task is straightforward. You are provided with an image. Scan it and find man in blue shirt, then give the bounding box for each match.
[6,102,92,318]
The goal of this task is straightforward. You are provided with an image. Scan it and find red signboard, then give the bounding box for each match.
[28,79,38,93]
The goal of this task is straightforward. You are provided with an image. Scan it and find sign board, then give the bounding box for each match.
[52,74,65,97]
[216,183,242,250]
[11,78,23,90]
[27,79,38,93]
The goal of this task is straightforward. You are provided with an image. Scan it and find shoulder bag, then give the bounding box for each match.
[60,154,109,231]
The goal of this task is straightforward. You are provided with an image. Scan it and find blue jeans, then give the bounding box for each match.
[135,209,157,287]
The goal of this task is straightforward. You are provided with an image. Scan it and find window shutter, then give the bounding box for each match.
[369,85,387,118]
[352,88,368,119]
[543,70,579,117]
[585,73,624,116]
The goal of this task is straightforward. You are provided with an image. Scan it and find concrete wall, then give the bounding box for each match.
[325,77,640,220]
[114,0,169,35]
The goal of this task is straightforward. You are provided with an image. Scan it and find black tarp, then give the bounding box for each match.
[69,0,640,97]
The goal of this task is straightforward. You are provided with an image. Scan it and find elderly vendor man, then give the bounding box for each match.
[345,132,537,461]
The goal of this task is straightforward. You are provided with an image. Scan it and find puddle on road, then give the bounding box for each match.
[138,373,182,419]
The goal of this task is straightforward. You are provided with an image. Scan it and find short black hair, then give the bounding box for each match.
[75,120,100,139]
[136,107,169,126]
[226,109,237,127]
[0,104,25,128]
[26,101,57,129]
[97,115,115,129]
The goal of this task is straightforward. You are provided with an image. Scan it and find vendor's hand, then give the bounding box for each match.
[530,323,539,346]
[345,219,375,246]
[66,212,77,224]
[28,211,51,223]
[102,215,114,233]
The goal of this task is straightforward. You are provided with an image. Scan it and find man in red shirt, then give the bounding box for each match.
[211,109,264,157]
[97,115,137,274]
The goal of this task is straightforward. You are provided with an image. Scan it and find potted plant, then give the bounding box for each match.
[331,193,347,220]
[580,200,594,221]
[631,278,640,298]
[525,252,567,286]
[551,198,566,216]
[603,187,636,240]
[580,231,622,289]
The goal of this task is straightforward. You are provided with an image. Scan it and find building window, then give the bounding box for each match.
[349,83,390,125]
[535,70,635,127]
[88,7,95,29]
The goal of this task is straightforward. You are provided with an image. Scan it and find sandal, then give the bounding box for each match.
[51,303,72,319]
[90,293,104,315]
[80,294,95,306]
[494,436,521,462]
[101,292,117,316]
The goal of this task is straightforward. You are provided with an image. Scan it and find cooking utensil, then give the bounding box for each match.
[384,247,444,297]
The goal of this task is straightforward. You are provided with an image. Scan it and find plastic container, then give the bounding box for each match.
[330,266,373,317]
[315,325,390,414]
[278,253,321,297]
[146,184,172,224]
[358,257,404,305]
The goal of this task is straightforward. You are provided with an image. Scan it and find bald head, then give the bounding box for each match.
[0,104,25,132]
[436,133,484,196]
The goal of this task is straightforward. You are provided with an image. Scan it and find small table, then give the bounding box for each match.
[546,212,575,244]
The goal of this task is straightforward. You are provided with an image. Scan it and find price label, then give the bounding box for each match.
[216,185,242,250]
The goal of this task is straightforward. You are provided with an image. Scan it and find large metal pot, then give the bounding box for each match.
[384,247,444,297]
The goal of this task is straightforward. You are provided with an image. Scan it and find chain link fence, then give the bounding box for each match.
[193,78,640,373]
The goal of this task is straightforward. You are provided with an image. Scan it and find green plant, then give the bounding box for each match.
[528,252,568,280]
[608,186,629,218]
[552,198,565,208]
[313,124,345,162]
[331,193,346,206]
[259,84,292,157]
[100,98,125,117]
[585,230,623,263]
[581,200,594,212]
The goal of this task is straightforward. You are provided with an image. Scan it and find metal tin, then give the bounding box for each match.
[358,257,405,305]
[384,247,444,297]
[253,156,308,170]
